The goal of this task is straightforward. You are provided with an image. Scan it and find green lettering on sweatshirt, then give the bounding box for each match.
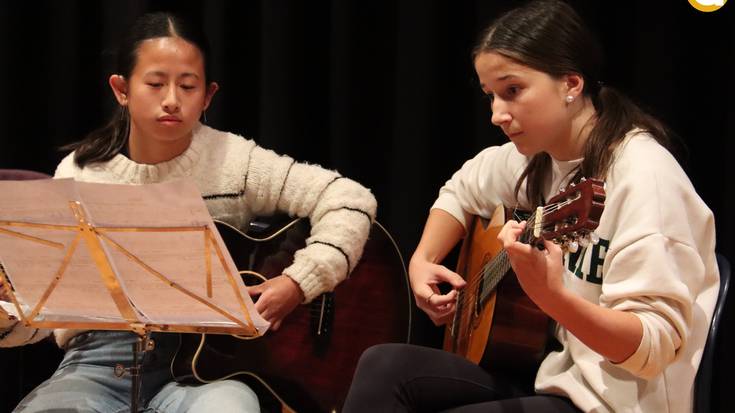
[566,237,610,285]
[586,238,609,284]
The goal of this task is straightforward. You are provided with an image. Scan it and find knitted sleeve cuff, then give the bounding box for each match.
[283,243,346,303]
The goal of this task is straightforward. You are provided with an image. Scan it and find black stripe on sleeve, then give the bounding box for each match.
[203,189,245,200]
[276,160,296,205]
[312,176,345,206]
[320,206,373,223]
[202,145,255,200]
[307,240,351,276]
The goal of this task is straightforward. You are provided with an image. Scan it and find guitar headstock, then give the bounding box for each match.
[529,178,606,252]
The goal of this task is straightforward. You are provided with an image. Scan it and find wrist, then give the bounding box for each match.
[534,284,578,322]
[408,255,431,280]
[285,275,305,303]
[409,250,440,269]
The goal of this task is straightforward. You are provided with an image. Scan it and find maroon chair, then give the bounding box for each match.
[0,169,51,180]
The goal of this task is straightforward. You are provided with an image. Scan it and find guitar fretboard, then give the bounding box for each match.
[478,250,512,305]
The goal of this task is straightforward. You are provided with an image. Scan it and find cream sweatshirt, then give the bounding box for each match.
[432,130,719,413]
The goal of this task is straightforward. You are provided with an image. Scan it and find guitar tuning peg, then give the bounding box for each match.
[567,240,579,253]
[580,177,587,182]
[559,186,565,193]
[590,232,600,245]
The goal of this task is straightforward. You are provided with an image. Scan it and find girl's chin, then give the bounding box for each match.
[511,142,539,157]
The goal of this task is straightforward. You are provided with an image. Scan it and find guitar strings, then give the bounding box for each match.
[456,200,564,309]
[458,193,586,308]
[449,181,601,344]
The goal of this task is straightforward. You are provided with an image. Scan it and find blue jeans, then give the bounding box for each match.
[14,331,260,413]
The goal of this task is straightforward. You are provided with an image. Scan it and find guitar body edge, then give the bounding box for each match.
[444,180,605,374]
[444,205,549,374]
[171,218,411,413]
[443,206,505,365]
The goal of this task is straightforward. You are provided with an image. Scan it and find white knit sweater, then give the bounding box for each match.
[0,123,377,348]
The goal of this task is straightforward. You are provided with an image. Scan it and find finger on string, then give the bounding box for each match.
[505,239,534,256]
[432,290,459,307]
[431,305,456,320]
[435,301,456,313]
[505,220,526,233]
[498,223,525,245]
[497,229,516,247]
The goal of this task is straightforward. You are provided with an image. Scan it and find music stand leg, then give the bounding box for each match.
[115,330,154,413]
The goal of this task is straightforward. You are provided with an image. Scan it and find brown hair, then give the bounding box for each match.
[63,12,213,168]
[475,0,675,207]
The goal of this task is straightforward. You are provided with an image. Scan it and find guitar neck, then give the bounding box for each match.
[477,249,511,306]
[446,180,605,370]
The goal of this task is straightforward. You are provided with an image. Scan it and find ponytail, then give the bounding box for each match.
[515,84,680,207]
[577,85,675,180]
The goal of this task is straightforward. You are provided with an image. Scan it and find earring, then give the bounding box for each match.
[565,95,574,104]
[202,111,208,124]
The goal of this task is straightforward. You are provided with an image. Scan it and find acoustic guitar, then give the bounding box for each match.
[444,178,605,375]
[171,217,411,413]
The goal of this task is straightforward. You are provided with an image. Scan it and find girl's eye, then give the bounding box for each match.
[180,85,196,90]
[147,83,163,88]
[506,86,520,98]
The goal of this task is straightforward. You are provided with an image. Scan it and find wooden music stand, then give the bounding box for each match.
[0,178,267,411]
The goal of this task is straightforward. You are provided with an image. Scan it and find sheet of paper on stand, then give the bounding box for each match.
[0,178,269,336]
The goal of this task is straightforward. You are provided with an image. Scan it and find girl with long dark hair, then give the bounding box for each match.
[342,1,718,412]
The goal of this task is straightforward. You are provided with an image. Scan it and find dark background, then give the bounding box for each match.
[0,1,732,412]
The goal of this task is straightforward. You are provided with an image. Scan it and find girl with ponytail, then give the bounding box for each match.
[343,1,718,412]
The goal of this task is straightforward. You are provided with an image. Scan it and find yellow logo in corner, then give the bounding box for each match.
[688,0,728,12]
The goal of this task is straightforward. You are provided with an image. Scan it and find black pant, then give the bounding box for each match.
[342,343,581,413]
